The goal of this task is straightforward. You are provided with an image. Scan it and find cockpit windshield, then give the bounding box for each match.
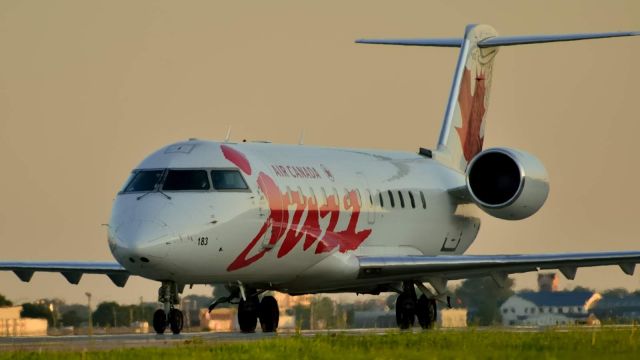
[162,170,210,191]
[121,168,249,194]
[123,170,164,192]
[211,170,249,190]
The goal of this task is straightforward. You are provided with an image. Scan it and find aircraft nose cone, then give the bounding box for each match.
[110,219,171,260]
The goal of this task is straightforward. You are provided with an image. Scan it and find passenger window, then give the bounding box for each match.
[211,170,249,190]
[387,190,395,208]
[366,190,373,206]
[398,191,405,208]
[163,169,210,191]
[419,191,427,209]
[124,170,164,192]
[408,191,416,209]
[378,192,384,208]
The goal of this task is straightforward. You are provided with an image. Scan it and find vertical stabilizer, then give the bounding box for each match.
[356,25,639,171]
[437,24,498,171]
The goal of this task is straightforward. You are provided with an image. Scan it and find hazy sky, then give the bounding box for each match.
[0,0,639,305]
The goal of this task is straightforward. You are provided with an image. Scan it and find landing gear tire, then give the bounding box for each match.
[153,309,167,334]
[259,296,280,333]
[416,295,437,329]
[238,296,259,333]
[395,293,416,330]
[169,308,184,335]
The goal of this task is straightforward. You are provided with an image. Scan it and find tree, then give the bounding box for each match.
[0,294,12,307]
[602,288,629,298]
[93,302,127,327]
[386,294,398,310]
[20,303,54,325]
[453,277,515,326]
[292,304,310,329]
[571,286,595,293]
[311,297,337,329]
[61,310,83,327]
[92,302,155,327]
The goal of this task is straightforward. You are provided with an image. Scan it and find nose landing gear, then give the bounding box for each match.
[153,281,184,335]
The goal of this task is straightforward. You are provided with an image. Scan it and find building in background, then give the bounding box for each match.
[501,291,601,326]
[200,308,237,331]
[537,273,559,292]
[0,306,48,336]
[439,308,468,328]
[593,294,640,323]
[199,292,312,331]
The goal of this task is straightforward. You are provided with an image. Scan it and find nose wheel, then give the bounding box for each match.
[153,309,167,334]
[168,308,184,334]
[153,281,184,335]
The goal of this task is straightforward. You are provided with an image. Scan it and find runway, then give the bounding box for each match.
[0,329,390,351]
[1,326,628,352]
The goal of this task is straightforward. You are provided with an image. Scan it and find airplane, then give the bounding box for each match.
[1,24,640,335]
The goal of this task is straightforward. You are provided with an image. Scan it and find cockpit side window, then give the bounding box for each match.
[162,169,210,191]
[211,170,249,190]
[123,170,164,192]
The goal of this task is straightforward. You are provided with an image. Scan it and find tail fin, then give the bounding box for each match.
[356,24,639,171]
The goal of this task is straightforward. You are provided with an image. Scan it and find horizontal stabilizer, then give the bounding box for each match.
[356,31,639,49]
[355,38,462,47]
[478,31,640,47]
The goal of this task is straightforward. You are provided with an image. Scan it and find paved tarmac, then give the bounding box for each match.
[0,328,390,351]
[2,326,629,352]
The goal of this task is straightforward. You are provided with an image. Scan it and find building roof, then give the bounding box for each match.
[596,295,640,308]
[517,291,594,307]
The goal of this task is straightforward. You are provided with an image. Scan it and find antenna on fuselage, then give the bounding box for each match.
[224,126,232,143]
[298,129,304,145]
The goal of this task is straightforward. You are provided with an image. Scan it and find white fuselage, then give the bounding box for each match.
[108,140,480,294]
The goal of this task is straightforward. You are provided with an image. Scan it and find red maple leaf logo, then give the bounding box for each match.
[455,68,487,162]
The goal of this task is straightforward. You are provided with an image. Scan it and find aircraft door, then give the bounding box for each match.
[357,173,376,224]
[255,179,285,251]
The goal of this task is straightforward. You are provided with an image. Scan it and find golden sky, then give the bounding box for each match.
[0,0,638,304]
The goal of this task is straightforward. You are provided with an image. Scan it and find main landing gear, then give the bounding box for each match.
[153,281,184,335]
[209,285,280,333]
[395,281,438,330]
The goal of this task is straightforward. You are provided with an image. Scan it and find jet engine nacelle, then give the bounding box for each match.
[466,148,549,220]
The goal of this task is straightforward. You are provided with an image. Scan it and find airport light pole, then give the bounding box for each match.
[85,292,93,336]
[48,303,57,329]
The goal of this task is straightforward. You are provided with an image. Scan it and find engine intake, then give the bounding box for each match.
[466,148,549,220]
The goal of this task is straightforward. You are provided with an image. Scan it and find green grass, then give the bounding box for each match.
[2,328,640,359]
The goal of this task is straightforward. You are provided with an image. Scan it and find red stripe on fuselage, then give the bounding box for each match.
[221,144,252,175]
[221,145,372,272]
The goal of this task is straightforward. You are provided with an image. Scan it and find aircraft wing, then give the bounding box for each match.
[0,261,131,287]
[357,251,640,288]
